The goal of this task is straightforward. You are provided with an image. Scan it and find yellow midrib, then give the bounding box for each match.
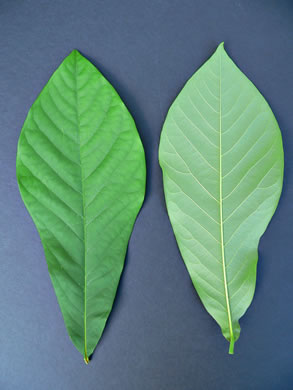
[218,48,235,354]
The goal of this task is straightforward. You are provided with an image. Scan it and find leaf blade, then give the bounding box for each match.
[159,43,283,353]
[16,50,146,361]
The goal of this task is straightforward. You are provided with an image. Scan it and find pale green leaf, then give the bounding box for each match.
[159,43,283,353]
[16,50,146,362]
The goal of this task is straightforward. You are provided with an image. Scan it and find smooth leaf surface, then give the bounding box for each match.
[159,43,283,353]
[16,50,146,362]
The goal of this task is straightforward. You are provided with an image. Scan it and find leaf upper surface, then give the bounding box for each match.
[159,43,283,353]
[16,50,146,361]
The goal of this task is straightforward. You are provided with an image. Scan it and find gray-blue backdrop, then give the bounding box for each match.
[0,0,292,389]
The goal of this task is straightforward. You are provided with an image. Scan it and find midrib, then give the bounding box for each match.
[73,53,89,364]
[218,49,235,354]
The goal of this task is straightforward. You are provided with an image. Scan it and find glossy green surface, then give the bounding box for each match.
[159,43,283,353]
[16,51,146,362]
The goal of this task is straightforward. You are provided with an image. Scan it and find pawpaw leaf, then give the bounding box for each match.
[159,43,283,353]
[16,50,146,362]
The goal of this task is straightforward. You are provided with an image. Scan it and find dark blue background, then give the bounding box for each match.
[0,0,292,389]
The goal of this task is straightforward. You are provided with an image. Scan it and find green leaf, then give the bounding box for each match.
[159,43,283,353]
[16,50,146,362]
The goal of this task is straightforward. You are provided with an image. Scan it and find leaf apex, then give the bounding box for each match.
[218,41,225,50]
[69,49,82,58]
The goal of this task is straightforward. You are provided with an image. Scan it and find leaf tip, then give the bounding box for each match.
[69,49,82,59]
[218,41,225,50]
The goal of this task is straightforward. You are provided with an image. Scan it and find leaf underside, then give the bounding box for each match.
[159,43,283,353]
[16,50,146,362]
